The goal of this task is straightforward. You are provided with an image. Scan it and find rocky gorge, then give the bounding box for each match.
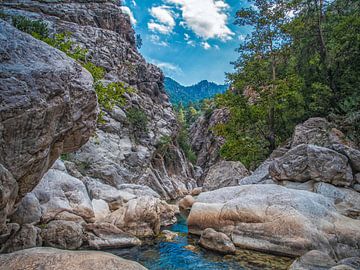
[0,0,360,270]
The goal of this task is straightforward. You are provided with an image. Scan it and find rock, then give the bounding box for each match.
[331,144,360,173]
[331,264,355,269]
[202,160,249,191]
[0,19,97,233]
[84,223,141,249]
[10,193,41,225]
[291,118,333,148]
[199,228,236,254]
[191,187,203,196]
[0,165,17,235]
[161,230,178,242]
[86,178,137,203]
[355,173,360,184]
[289,250,336,270]
[270,144,353,187]
[178,195,195,210]
[30,163,95,223]
[41,220,83,250]
[190,109,230,173]
[117,184,160,198]
[0,247,147,270]
[336,257,360,269]
[238,159,275,185]
[103,196,177,237]
[1,224,42,253]
[314,183,360,219]
[92,199,111,220]
[1,0,195,204]
[184,245,197,252]
[187,184,360,258]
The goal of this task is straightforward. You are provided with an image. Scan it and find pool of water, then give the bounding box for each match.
[107,215,293,270]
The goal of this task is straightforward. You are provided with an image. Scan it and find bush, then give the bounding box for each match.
[127,107,148,135]
[12,15,49,39]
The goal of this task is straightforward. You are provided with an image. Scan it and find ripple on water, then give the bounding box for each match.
[107,215,293,270]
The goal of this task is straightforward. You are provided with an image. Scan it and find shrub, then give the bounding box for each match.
[12,15,49,39]
[127,107,148,135]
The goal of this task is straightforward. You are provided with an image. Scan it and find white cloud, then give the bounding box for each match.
[150,59,183,76]
[184,33,190,40]
[165,0,234,41]
[131,0,136,6]
[148,22,173,34]
[201,41,211,50]
[148,6,176,35]
[149,35,169,47]
[150,6,176,27]
[120,6,137,25]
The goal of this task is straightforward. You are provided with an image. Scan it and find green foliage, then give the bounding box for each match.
[156,135,173,157]
[12,15,49,38]
[9,15,133,124]
[127,107,148,135]
[60,153,70,161]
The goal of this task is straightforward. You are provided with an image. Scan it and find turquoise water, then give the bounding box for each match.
[108,215,292,270]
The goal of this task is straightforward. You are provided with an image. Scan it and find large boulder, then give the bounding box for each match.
[202,160,249,191]
[291,118,346,148]
[102,196,178,237]
[84,223,141,250]
[289,250,336,270]
[187,184,360,258]
[29,162,95,223]
[0,247,147,270]
[1,224,42,253]
[314,183,360,219]
[41,220,83,250]
[270,144,353,187]
[0,19,97,235]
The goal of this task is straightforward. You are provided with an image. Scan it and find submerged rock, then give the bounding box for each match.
[188,184,360,258]
[0,247,147,270]
[199,228,236,254]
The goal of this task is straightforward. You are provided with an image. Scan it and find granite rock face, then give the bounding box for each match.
[0,247,147,270]
[0,0,194,252]
[0,0,196,203]
[190,108,229,183]
[0,19,97,241]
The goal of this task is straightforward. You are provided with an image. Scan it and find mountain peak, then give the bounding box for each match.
[164,77,228,105]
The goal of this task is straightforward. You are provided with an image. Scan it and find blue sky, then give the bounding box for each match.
[121,0,251,86]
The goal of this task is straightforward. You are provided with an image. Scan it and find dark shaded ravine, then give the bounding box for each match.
[107,215,293,270]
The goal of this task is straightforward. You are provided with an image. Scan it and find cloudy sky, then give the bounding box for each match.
[121,0,251,85]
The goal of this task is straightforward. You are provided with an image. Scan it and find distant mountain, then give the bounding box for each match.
[164,77,228,105]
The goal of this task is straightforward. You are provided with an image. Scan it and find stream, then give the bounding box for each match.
[107,215,293,270]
